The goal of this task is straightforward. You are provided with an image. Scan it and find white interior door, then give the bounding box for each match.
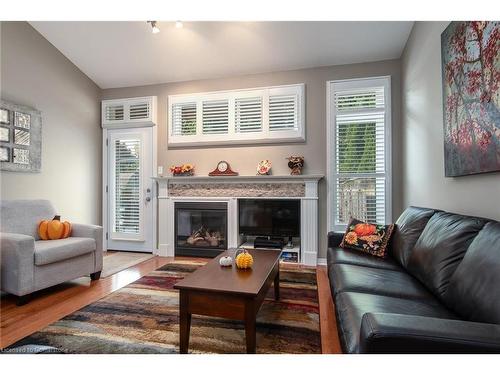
[107,127,154,252]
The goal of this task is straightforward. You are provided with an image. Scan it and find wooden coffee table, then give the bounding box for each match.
[174,248,281,354]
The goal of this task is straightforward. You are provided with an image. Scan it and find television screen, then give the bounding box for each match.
[238,199,300,237]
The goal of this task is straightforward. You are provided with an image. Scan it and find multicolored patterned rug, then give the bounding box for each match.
[10,260,321,354]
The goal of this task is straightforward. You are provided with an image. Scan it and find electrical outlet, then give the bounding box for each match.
[158,166,163,176]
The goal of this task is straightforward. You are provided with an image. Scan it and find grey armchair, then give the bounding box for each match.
[0,199,103,305]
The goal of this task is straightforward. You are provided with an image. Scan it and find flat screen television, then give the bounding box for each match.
[238,199,300,237]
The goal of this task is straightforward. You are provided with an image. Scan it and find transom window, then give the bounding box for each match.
[328,76,392,231]
[167,84,305,146]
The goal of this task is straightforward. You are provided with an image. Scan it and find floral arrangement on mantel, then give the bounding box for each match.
[170,163,194,176]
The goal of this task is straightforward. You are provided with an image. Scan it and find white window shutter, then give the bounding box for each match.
[105,104,124,122]
[268,94,298,131]
[172,102,197,136]
[330,78,391,228]
[102,97,157,127]
[167,84,304,146]
[129,102,150,120]
[235,96,262,133]
[114,139,141,234]
[202,99,229,134]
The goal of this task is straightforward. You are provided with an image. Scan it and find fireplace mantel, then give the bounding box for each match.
[152,174,323,184]
[153,174,324,265]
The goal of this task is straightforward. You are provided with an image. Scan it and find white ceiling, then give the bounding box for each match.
[30,21,414,89]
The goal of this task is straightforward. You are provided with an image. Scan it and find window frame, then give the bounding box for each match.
[167,84,305,147]
[326,76,392,232]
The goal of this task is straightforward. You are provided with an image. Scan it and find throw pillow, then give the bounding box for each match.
[340,218,394,258]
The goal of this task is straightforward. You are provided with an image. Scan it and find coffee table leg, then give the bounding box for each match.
[179,291,191,354]
[245,301,256,354]
[274,266,280,300]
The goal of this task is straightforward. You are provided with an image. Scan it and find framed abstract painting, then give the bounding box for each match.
[441,21,500,177]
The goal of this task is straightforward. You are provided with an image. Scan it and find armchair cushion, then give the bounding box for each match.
[359,313,500,353]
[34,237,96,266]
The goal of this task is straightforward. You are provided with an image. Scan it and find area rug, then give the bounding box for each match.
[10,260,321,354]
[101,251,154,278]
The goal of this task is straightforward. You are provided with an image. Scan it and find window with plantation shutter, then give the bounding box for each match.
[105,104,124,122]
[129,102,150,120]
[168,84,305,146]
[235,96,262,133]
[172,102,197,136]
[113,138,141,235]
[101,97,157,127]
[202,99,229,134]
[269,94,298,131]
[328,77,391,231]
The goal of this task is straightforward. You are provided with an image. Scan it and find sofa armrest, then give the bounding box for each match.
[71,223,103,272]
[359,313,500,353]
[0,232,35,296]
[328,231,344,248]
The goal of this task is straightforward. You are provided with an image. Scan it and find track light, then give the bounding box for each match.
[175,21,183,29]
[148,21,160,34]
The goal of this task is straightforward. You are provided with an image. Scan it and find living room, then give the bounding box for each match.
[1,0,499,372]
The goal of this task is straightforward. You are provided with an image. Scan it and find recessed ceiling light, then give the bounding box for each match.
[175,21,183,29]
[148,21,160,34]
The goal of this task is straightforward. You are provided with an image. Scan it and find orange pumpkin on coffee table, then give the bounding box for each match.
[38,215,72,240]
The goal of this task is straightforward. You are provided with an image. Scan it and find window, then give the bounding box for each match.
[168,84,305,146]
[327,77,391,231]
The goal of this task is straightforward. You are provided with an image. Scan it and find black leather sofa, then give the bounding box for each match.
[327,206,500,353]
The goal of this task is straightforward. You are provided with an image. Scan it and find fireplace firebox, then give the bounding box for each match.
[174,201,227,257]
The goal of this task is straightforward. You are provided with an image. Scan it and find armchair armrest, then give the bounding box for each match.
[71,223,103,272]
[359,312,500,353]
[328,231,344,248]
[0,232,35,296]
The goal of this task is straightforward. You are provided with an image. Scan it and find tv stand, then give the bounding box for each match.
[254,236,284,250]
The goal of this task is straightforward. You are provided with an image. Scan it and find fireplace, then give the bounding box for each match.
[174,201,227,257]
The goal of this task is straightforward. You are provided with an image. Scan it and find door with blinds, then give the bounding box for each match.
[328,77,391,231]
[107,127,154,252]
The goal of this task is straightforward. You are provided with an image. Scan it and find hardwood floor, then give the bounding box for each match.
[0,256,172,349]
[0,255,342,353]
[316,265,342,353]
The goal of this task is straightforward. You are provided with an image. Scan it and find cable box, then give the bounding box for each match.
[254,236,284,250]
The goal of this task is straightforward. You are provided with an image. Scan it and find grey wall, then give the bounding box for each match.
[102,60,402,258]
[401,22,500,220]
[0,22,102,224]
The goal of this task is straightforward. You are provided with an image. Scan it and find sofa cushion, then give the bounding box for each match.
[34,237,96,266]
[390,206,438,267]
[327,247,401,271]
[335,291,457,353]
[443,222,500,324]
[406,212,486,299]
[340,218,394,258]
[1,200,56,240]
[329,263,436,301]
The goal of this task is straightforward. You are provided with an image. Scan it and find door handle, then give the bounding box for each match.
[146,197,151,202]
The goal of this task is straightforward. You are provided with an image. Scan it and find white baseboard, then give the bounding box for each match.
[317,257,327,266]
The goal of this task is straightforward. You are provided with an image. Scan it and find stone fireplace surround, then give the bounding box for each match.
[153,175,323,266]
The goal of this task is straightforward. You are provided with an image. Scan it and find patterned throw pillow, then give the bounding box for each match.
[340,218,395,258]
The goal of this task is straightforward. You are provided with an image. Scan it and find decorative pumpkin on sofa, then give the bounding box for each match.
[38,215,72,240]
[235,249,254,269]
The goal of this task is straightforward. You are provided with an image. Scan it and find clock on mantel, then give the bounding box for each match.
[208,160,239,176]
